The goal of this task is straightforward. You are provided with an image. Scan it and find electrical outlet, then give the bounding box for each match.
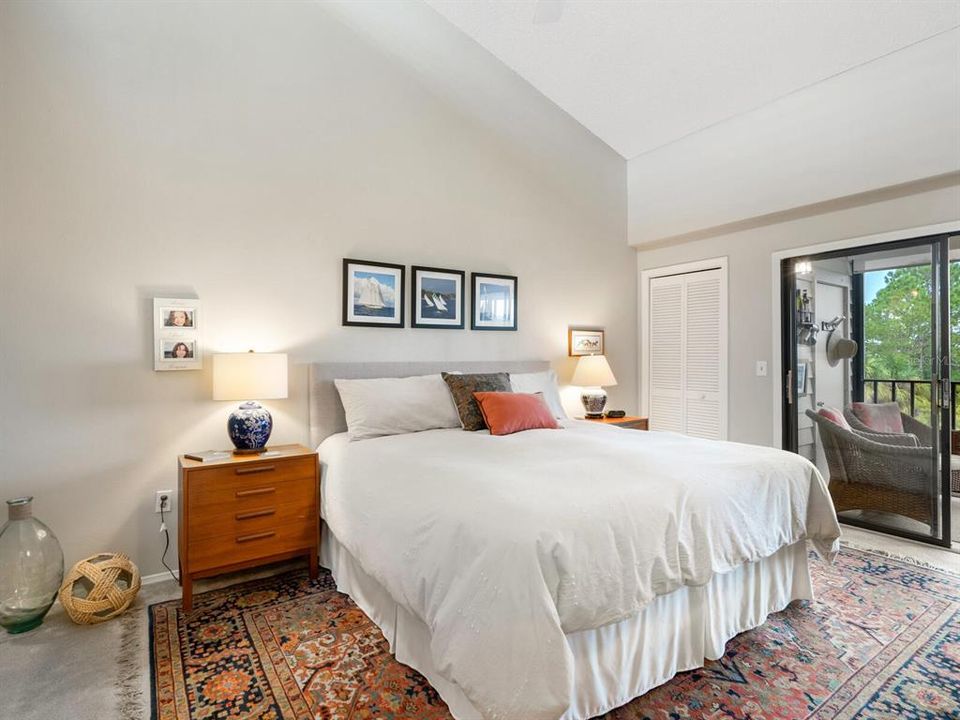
[155,490,172,514]
[756,361,768,377]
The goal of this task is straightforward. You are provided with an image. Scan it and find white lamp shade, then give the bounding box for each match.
[571,354,617,387]
[212,353,288,401]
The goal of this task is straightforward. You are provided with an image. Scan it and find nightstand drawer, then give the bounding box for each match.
[616,419,648,430]
[188,496,316,540]
[187,458,316,509]
[188,520,315,573]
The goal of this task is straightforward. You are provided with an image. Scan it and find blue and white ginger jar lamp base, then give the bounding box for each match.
[228,401,273,454]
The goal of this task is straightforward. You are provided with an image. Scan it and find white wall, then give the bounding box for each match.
[628,28,960,246]
[635,179,960,447]
[0,1,632,576]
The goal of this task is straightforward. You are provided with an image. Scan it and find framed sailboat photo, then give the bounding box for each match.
[411,266,465,329]
[342,259,405,328]
[471,272,517,331]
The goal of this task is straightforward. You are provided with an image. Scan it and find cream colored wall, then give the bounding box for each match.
[635,180,960,447]
[0,2,632,575]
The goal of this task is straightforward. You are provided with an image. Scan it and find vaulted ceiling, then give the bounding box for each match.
[425,0,960,160]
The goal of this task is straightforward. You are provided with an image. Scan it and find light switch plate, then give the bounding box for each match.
[756,361,768,377]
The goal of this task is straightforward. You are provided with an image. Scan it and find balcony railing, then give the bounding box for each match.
[863,379,960,429]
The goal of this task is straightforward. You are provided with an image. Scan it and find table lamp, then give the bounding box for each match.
[212,351,288,454]
[571,354,617,418]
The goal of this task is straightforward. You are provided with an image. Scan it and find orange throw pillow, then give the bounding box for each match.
[472,392,561,436]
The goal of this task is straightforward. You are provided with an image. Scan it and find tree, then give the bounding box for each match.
[864,266,932,380]
[864,263,960,381]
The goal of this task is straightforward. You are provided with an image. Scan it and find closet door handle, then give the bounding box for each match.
[235,508,275,521]
[235,487,275,498]
[236,465,275,475]
[236,531,275,543]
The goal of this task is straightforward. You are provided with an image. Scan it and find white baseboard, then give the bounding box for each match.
[142,569,179,586]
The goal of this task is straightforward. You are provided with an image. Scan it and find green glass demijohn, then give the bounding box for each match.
[0,497,64,633]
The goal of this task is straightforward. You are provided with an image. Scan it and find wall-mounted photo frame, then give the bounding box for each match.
[154,297,201,371]
[471,273,517,331]
[343,258,405,328]
[568,327,605,356]
[411,266,465,329]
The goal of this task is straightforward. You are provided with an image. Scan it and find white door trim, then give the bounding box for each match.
[770,220,960,449]
[639,256,729,439]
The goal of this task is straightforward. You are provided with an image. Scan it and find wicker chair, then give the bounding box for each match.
[845,409,960,497]
[843,408,933,446]
[806,410,937,526]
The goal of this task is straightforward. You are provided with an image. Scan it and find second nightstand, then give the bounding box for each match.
[177,444,319,612]
[583,415,649,430]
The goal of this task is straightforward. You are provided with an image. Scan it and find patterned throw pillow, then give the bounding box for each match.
[850,402,904,434]
[441,372,512,431]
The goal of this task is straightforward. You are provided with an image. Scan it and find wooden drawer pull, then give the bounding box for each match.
[236,465,275,476]
[236,508,275,521]
[235,487,276,498]
[236,531,276,543]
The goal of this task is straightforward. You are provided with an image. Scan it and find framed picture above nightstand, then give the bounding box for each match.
[154,297,201,371]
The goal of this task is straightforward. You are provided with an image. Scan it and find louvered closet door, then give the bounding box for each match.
[648,269,725,439]
[648,275,684,432]
[683,270,723,439]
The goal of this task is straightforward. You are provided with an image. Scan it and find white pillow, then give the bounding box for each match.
[510,370,567,419]
[334,374,461,441]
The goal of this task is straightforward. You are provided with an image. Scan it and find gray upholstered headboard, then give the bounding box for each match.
[308,360,550,447]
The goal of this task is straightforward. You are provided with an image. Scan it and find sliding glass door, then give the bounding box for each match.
[781,234,954,547]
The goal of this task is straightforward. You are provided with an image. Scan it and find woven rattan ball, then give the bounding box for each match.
[58,553,141,625]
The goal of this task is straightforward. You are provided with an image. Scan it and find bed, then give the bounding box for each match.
[309,361,841,720]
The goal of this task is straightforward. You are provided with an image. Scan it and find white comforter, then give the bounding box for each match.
[319,421,840,720]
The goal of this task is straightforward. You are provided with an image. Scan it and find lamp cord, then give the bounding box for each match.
[159,505,179,584]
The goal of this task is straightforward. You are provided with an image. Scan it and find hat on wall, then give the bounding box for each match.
[825,331,858,367]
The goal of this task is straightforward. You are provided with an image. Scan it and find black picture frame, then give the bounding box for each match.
[410,266,466,329]
[342,258,405,328]
[470,272,518,331]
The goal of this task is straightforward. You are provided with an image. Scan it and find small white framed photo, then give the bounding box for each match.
[160,307,195,329]
[160,338,196,360]
[471,272,517,331]
[154,297,201,371]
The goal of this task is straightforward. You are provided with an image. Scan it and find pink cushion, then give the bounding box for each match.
[817,407,851,430]
[472,392,560,436]
[851,402,904,434]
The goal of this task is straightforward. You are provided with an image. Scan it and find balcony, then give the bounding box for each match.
[863,379,960,430]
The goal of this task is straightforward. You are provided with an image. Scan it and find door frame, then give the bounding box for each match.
[639,256,729,439]
[777,229,957,548]
[770,220,960,448]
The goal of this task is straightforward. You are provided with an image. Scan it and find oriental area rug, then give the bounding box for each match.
[150,546,959,719]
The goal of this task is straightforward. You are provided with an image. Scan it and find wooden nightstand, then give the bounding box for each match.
[177,444,319,611]
[583,416,649,430]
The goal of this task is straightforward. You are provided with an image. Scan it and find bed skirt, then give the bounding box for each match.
[320,526,813,720]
